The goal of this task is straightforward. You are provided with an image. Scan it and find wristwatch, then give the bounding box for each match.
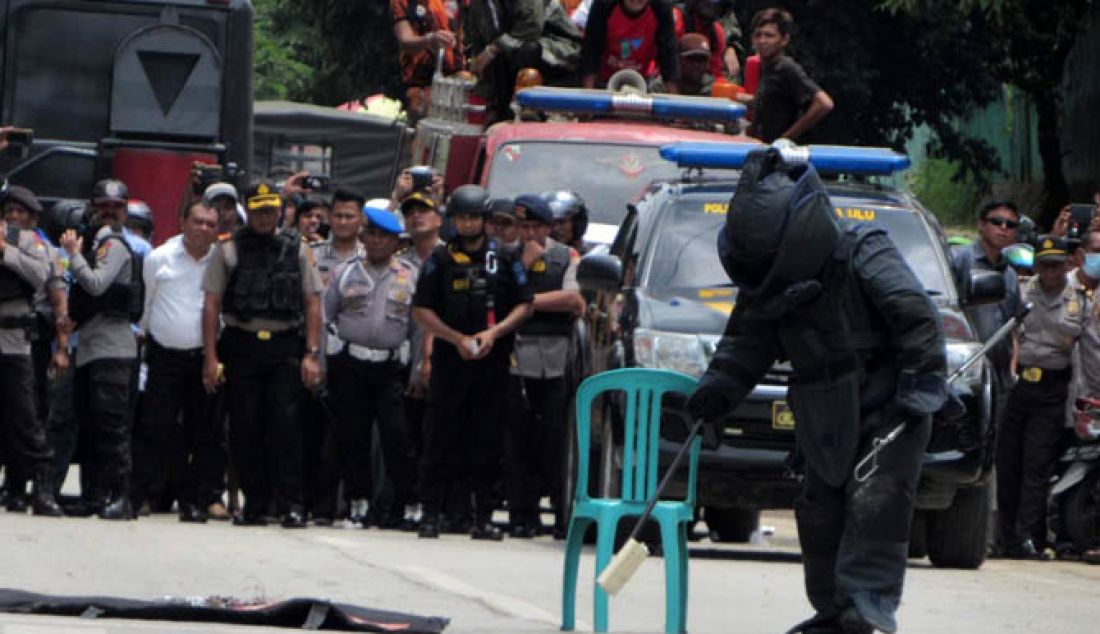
[305,346,320,359]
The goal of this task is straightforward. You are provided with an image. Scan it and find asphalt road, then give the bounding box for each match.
[1,509,1098,634]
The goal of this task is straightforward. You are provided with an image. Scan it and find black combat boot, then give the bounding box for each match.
[470,510,503,541]
[31,472,64,517]
[98,495,135,520]
[418,511,441,539]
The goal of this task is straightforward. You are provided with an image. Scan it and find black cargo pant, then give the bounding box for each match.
[996,368,1070,547]
[0,353,54,487]
[131,338,226,510]
[795,412,930,633]
[220,327,305,516]
[419,354,507,521]
[507,375,567,528]
[31,313,53,425]
[73,358,137,499]
[327,353,416,507]
[301,390,340,519]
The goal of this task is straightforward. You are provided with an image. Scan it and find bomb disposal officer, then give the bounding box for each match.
[412,184,533,540]
[59,179,142,521]
[201,183,324,529]
[0,185,63,516]
[997,235,1082,559]
[324,206,418,529]
[687,149,948,633]
[506,195,584,539]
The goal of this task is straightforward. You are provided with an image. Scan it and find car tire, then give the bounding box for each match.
[927,481,991,569]
[705,506,760,543]
[1058,470,1100,552]
[908,510,928,559]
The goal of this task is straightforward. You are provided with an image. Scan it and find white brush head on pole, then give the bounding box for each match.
[597,538,650,595]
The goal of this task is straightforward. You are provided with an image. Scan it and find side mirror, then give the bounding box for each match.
[966,269,1006,306]
[577,254,623,292]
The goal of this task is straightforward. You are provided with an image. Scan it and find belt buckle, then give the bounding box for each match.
[257,330,272,341]
[1021,367,1043,383]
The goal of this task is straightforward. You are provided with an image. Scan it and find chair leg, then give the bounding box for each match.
[659,516,687,634]
[678,521,690,634]
[561,518,592,631]
[594,515,619,633]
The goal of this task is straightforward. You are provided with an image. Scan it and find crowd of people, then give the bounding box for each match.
[392,1,834,143]
[0,164,593,542]
[955,189,1100,564]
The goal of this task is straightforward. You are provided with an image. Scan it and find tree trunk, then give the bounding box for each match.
[1032,90,1069,227]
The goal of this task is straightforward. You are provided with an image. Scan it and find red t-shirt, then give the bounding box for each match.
[673,8,728,79]
[598,4,659,82]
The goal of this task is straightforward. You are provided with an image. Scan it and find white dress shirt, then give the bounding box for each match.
[141,234,211,350]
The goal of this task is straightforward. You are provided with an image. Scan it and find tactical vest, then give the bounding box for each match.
[437,242,499,334]
[519,243,573,337]
[223,228,304,322]
[766,224,893,487]
[0,226,36,303]
[69,233,144,324]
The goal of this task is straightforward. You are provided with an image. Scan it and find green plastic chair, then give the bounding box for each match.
[561,368,701,634]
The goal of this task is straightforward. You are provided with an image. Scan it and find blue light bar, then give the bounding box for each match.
[515,87,746,122]
[659,142,912,175]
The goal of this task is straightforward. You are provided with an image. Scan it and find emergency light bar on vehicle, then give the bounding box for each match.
[659,142,912,175]
[515,87,747,123]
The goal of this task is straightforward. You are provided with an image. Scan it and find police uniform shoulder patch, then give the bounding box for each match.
[1067,299,1080,318]
[96,239,112,259]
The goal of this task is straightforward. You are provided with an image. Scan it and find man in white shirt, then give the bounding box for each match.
[131,201,222,522]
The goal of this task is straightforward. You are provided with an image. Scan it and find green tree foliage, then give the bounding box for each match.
[254,0,401,105]
[880,0,1095,222]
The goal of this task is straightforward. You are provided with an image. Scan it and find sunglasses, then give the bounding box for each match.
[985,217,1019,229]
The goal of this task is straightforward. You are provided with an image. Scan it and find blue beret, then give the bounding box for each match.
[514,194,553,225]
[363,205,403,235]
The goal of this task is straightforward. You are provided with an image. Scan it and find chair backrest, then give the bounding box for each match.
[573,368,700,506]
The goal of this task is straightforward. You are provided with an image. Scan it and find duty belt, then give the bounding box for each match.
[343,343,399,363]
[1018,365,1071,384]
[0,314,37,330]
[225,325,301,341]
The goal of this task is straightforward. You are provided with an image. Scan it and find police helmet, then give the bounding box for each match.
[91,179,128,205]
[44,199,88,243]
[515,194,554,225]
[446,185,490,217]
[126,200,154,235]
[542,190,589,239]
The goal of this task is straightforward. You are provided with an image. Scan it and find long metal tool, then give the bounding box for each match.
[853,302,1033,482]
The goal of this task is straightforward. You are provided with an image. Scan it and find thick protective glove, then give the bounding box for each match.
[687,385,733,450]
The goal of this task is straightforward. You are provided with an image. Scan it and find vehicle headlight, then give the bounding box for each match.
[946,342,984,386]
[633,328,709,378]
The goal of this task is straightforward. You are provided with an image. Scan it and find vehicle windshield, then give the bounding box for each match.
[645,197,953,297]
[486,141,685,226]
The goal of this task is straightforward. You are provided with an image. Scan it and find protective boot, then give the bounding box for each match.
[4,477,28,513]
[838,607,875,634]
[31,471,64,517]
[470,507,503,541]
[418,511,440,539]
[98,495,135,520]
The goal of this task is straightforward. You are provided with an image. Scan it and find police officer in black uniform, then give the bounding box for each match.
[201,183,324,529]
[412,184,533,540]
[59,179,143,520]
[506,195,583,539]
[687,149,948,634]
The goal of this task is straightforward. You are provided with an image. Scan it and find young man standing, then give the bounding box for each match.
[744,8,833,143]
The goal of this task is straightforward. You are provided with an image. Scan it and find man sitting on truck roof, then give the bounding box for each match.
[650,33,714,97]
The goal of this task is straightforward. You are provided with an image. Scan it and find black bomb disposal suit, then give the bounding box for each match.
[413,239,532,533]
[688,149,948,633]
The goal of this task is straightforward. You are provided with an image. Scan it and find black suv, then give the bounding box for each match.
[577,176,1001,569]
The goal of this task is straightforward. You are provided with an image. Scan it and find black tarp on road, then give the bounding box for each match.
[0,588,448,632]
[253,101,410,200]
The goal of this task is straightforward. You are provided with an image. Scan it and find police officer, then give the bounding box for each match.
[59,179,143,520]
[324,205,418,529]
[506,195,583,539]
[125,200,154,243]
[997,235,1082,560]
[412,184,534,540]
[304,189,366,525]
[0,184,63,516]
[543,190,590,254]
[686,149,948,633]
[201,183,324,529]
